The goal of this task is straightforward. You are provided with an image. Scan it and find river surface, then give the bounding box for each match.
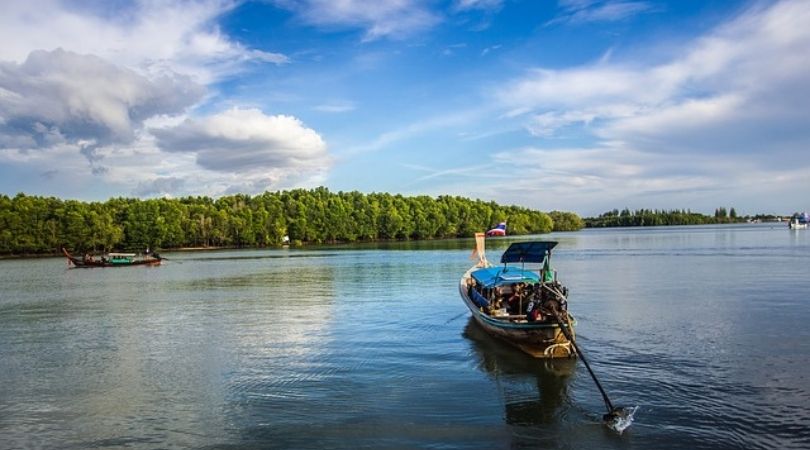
[1,224,809,449]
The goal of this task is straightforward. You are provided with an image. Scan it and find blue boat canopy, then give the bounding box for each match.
[471,266,540,288]
[500,241,558,264]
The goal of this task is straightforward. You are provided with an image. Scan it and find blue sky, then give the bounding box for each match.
[0,0,807,216]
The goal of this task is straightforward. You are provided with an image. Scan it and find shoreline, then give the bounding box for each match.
[1,222,787,260]
[0,237,463,260]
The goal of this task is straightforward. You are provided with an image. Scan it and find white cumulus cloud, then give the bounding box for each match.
[0,1,321,197]
[152,107,329,174]
[0,49,204,154]
[488,0,810,213]
[499,0,810,162]
[0,0,288,83]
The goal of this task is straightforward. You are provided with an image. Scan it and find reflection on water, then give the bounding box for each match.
[174,250,341,262]
[1,225,809,449]
[463,318,575,426]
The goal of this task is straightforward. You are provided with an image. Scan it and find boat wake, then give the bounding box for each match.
[605,406,638,434]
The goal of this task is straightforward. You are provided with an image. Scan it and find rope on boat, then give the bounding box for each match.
[444,311,469,325]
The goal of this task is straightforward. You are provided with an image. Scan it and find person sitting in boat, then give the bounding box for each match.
[489,294,505,313]
[506,283,526,315]
[494,286,506,304]
[526,297,543,322]
[486,288,496,305]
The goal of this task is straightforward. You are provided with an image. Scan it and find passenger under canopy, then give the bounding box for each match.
[470,266,540,288]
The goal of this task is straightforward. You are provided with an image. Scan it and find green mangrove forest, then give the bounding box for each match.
[0,188,584,255]
[584,207,746,227]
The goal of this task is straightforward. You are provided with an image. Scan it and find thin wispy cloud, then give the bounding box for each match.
[313,102,356,113]
[481,44,502,56]
[274,0,441,41]
[548,0,654,26]
[344,108,489,156]
[442,43,468,56]
[453,0,504,12]
[480,144,806,213]
[400,162,490,184]
[500,1,810,150]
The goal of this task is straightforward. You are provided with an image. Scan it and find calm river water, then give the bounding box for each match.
[1,224,809,449]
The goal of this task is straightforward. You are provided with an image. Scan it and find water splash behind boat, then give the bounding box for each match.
[605,406,639,434]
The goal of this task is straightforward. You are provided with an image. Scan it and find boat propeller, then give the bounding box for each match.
[603,406,639,434]
[603,407,628,422]
[547,301,637,433]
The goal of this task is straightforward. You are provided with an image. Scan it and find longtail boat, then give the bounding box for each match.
[459,233,576,358]
[62,248,162,268]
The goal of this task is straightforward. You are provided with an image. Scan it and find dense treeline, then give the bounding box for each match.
[585,207,746,228]
[548,211,586,231]
[0,188,581,255]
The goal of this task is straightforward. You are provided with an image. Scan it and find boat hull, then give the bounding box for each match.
[459,269,575,358]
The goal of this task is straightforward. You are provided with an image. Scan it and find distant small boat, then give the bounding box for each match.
[459,234,576,358]
[486,222,507,237]
[788,212,808,230]
[62,248,162,268]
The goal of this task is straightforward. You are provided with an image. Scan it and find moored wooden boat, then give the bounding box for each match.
[459,234,575,358]
[62,248,162,268]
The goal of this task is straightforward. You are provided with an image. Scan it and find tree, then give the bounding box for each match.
[548,211,585,231]
[0,189,570,254]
